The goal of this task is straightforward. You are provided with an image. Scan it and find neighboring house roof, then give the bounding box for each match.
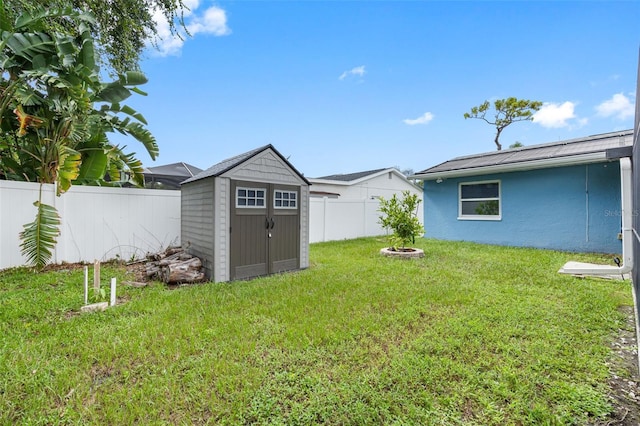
[413,129,634,180]
[144,162,203,177]
[182,144,310,185]
[313,168,388,182]
[309,190,341,197]
[310,167,416,187]
[141,162,204,189]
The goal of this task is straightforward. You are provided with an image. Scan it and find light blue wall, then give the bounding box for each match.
[423,162,623,253]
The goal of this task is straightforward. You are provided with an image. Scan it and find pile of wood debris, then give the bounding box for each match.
[144,247,205,284]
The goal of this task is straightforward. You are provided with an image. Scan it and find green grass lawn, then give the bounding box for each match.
[0,237,633,425]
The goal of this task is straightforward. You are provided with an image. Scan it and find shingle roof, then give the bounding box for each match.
[182,144,309,185]
[145,162,203,177]
[313,168,388,182]
[415,130,633,179]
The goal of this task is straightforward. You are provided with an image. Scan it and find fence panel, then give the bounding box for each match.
[1,182,424,268]
[309,198,388,243]
[1,181,181,269]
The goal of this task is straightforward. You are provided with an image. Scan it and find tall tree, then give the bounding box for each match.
[3,0,188,74]
[464,97,542,151]
[0,4,158,268]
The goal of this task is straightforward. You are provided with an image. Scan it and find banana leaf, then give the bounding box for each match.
[19,201,61,269]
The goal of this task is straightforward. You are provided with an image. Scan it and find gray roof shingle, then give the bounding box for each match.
[145,162,203,177]
[313,168,388,182]
[182,144,309,185]
[415,130,633,178]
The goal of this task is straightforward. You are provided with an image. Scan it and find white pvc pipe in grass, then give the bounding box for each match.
[84,266,88,305]
[110,278,116,306]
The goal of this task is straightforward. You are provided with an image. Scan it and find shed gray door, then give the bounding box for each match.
[269,184,300,273]
[230,181,300,280]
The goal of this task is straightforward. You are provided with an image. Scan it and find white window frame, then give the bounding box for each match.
[458,180,501,221]
[273,189,298,209]
[236,187,266,209]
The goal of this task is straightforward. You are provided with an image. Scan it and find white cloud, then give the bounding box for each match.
[595,93,634,120]
[339,66,366,80]
[151,4,230,57]
[403,112,434,126]
[181,0,201,16]
[532,102,577,128]
[187,7,231,36]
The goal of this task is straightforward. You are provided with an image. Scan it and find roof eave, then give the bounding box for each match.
[307,179,352,186]
[411,152,609,181]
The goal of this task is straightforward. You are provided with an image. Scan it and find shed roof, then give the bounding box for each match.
[182,144,309,185]
[413,129,633,180]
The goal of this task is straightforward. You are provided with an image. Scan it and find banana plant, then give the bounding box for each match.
[0,3,159,269]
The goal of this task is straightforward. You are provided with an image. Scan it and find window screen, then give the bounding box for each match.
[459,181,500,219]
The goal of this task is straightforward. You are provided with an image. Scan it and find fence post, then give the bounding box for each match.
[94,260,100,297]
[323,197,328,242]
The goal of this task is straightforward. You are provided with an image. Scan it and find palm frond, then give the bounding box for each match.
[102,115,158,160]
[118,149,145,187]
[5,32,55,62]
[14,6,97,31]
[102,144,145,187]
[19,201,61,269]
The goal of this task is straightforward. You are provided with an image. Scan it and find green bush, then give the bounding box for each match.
[378,190,424,250]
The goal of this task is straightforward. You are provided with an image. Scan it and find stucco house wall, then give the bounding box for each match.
[424,162,622,253]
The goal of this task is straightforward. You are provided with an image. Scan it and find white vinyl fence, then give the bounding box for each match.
[0,181,423,269]
[309,197,386,243]
[0,180,181,270]
[309,197,423,243]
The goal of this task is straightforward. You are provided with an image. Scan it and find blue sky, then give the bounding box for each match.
[111,1,639,178]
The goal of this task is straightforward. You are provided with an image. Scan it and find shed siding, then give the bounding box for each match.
[214,177,230,282]
[423,162,622,253]
[181,179,215,277]
[300,185,310,268]
[223,151,301,185]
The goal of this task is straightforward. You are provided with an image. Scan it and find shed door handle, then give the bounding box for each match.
[265,217,270,229]
[270,218,275,229]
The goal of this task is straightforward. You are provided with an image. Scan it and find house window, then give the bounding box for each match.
[236,187,266,208]
[274,190,297,209]
[459,181,501,220]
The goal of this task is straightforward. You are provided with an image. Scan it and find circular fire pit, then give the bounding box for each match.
[380,247,425,259]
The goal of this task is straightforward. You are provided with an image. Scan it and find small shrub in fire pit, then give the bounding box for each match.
[378,190,424,251]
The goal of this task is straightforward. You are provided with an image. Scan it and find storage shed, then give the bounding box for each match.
[181,145,310,282]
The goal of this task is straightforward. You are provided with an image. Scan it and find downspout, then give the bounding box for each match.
[585,165,589,243]
[559,157,633,275]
